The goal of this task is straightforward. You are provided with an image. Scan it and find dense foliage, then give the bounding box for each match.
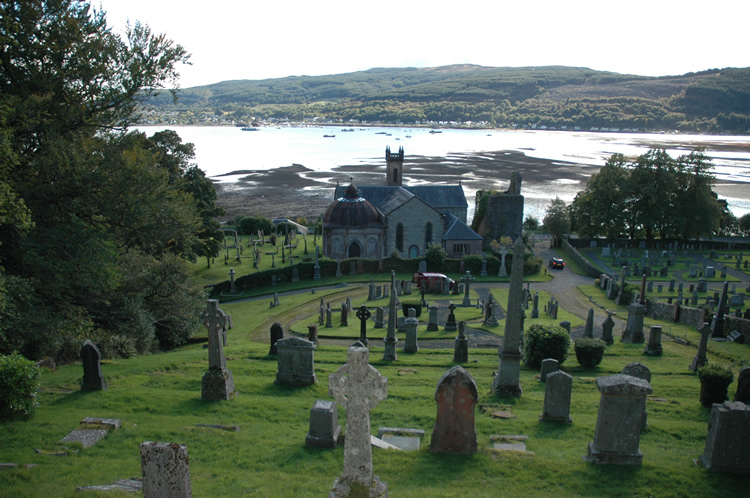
[573,338,607,368]
[0,1,222,361]
[523,323,571,369]
[697,364,734,407]
[143,65,750,133]
[571,149,726,240]
[0,352,40,420]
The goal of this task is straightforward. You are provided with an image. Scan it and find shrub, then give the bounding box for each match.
[698,364,734,407]
[424,243,446,270]
[574,338,607,367]
[523,324,571,369]
[0,352,41,421]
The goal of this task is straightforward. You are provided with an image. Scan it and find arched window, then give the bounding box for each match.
[409,245,419,258]
[396,223,404,252]
[348,241,361,258]
[425,222,433,248]
[392,168,399,184]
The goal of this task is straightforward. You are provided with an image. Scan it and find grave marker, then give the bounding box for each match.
[80,340,106,392]
[429,365,478,455]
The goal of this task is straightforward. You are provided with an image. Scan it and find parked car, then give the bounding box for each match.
[549,257,565,269]
[412,272,455,292]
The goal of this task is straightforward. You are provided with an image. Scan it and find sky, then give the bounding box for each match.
[95,0,750,89]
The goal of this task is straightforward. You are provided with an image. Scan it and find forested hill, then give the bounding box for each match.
[144,65,750,133]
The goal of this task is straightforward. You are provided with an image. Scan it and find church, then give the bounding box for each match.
[322,146,483,260]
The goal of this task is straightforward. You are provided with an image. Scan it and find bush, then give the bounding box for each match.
[574,338,607,367]
[698,364,734,407]
[0,352,41,421]
[523,324,571,369]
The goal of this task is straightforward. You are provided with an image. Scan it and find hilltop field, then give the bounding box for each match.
[2,235,750,496]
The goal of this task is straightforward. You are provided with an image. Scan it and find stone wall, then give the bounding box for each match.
[474,191,524,243]
[646,300,705,328]
[726,316,750,342]
[561,239,602,279]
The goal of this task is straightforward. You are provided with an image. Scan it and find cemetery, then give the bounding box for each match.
[2,230,750,496]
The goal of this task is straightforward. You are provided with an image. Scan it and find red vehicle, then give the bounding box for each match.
[412,272,455,293]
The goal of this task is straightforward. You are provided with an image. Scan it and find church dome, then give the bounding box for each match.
[324,184,382,227]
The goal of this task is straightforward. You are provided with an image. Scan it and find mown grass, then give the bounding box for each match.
[2,276,750,497]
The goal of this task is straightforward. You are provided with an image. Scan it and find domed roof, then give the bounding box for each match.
[324,184,383,227]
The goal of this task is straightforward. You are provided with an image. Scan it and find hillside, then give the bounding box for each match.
[143,65,750,133]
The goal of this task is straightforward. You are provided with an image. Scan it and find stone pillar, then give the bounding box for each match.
[140,441,192,498]
[584,374,652,465]
[427,305,439,331]
[493,237,525,397]
[403,308,419,354]
[382,271,399,361]
[584,308,595,338]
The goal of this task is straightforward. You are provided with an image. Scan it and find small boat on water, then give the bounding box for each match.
[323,134,336,138]
[241,127,259,131]
[340,128,354,132]
[429,130,442,134]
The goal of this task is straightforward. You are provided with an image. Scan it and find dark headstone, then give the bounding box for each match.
[305,400,340,448]
[734,367,750,404]
[80,340,106,391]
[269,323,284,355]
[699,401,750,474]
[429,365,478,454]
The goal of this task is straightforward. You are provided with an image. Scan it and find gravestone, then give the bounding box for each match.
[403,308,419,354]
[326,306,332,328]
[444,303,458,332]
[319,299,325,326]
[368,279,376,301]
[699,401,750,474]
[453,321,468,363]
[539,370,573,424]
[498,246,508,277]
[531,291,539,319]
[426,305,439,331]
[621,362,651,429]
[584,308,595,338]
[305,400,341,449]
[80,340,107,392]
[429,365,478,455]
[374,307,385,329]
[601,314,615,345]
[329,345,388,497]
[493,237,525,397]
[201,300,235,401]
[540,358,559,383]
[643,325,663,356]
[697,279,707,292]
[584,374,652,465]
[269,323,283,355]
[705,266,715,278]
[275,337,316,386]
[622,302,646,343]
[734,367,750,404]
[711,281,730,338]
[340,303,349,327]
[690,323,712,371]
[480,253,488,277]
[307,324,318,345]
[460,271,475,307]
[356,305,371,347]
[669,279,676,292]
[140,442,192,498]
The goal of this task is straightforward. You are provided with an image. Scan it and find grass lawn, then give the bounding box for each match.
[2,278,750,497]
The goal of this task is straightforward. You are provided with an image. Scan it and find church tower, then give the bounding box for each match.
[385,146,404,186]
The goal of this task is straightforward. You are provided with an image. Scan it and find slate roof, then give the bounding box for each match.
[443,213,483,241]
[333,185,467,211]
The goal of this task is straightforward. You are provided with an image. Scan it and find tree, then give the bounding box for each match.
[673,150,723,240]
[571,154,630,238]
[543,197,570,247]
[740,213,750,237]
[522,216,539,231]
[424,243,447,269]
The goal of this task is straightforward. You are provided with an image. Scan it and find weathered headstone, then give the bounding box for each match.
[429,365,478,455]
[601,314,615,346]
[444,303,458,332]
[403,308,419,354]
[584,374,652,465]
[201,300,235,401]
[690,322,712,371]
[140,442,192,498]
[539,370,573,424]
[80,340,106,392]
[307,324,318,345]
[559,321,571,334]
[733,367,750,404]
[493,238,525,397]
[453,321,468,363]
[305,400,341,449]
[621,362,651,429]
[427,305,439,331]
[698,401,750,474]
[275,337,316,386]
[531,291,539,319]
[329,345,388,497]
[584,308,595,338]
[374,307,385,329]
[643,325,663,356]
[269,323,283,355]
[540,358,559,383]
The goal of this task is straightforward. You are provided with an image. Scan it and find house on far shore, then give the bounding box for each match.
[322,147,483,261]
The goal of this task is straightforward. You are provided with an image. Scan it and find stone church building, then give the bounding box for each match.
[322,147,483,260]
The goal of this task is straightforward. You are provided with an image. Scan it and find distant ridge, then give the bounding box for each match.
[144,65,750,133]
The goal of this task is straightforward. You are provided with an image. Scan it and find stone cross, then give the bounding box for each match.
[81,340,107,391]
[690,322,712,371]
[429,365,478,454]
[460,271,474,307]
[493,237,525,397]
[229,267,236,294]
[329,346,388,496]
[498,246,508,277]
[200,300,227,370]
[356,305,371,346]
[444,303,457,332]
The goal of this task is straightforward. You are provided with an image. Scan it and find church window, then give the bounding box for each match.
[425,223,433,248]
[396,223,404,251]
[392,168,399,184]
[409,245,419,258]
[348,241,361,258]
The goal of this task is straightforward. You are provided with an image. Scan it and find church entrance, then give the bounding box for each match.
[348,241,361,258]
